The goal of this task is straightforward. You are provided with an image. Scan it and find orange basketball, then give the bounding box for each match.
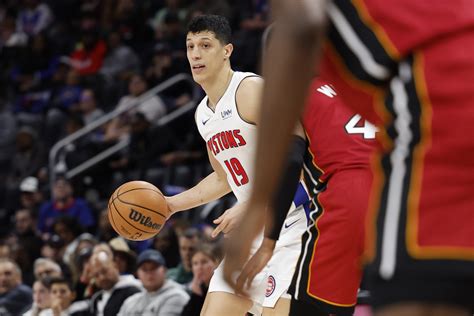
[108,181,169,241]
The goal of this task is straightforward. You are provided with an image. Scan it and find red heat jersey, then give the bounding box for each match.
[302,78,377,194]
[320,0,474,266]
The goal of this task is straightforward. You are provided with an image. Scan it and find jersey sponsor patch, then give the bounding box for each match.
[266,275,276,297]
[221,108,232,119]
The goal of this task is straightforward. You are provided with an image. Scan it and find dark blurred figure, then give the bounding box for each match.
[68,16,106,77]
[18,177,44,214]
[110,0,154,54]
[6,126,46,192]
[4,127,46,213]
[37,177,95,234]
[144,43,193,109]
[108,237,136,275]
[99,30,140,88]
[232,0,269,72]
[157,12,186,58]
[78,88,104,125]
[95,208,116,242]
[152,224,180,268]
[105,73,166,142]
[109,111,176,181]
[150,0,188,36]
[0,258,32,315]
[12,208,43,285]
[187,0,232,22]
[0,105,17,218]
[16,0,53,36]
[10,33,60,94]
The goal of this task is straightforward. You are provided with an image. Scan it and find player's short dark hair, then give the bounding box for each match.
[187,14,231,45]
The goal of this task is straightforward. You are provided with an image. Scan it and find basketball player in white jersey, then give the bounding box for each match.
[165,15,309,316]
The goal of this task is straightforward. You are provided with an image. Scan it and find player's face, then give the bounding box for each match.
[186,31,232,84]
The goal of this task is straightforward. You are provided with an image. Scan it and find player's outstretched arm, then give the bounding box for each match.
[166,148,231,214]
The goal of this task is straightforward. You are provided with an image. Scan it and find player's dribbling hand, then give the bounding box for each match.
[236,237,275,294]
[211,202,247,238]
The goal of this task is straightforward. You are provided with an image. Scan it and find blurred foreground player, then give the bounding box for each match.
[235,78,377,316]
[223,1,474,316]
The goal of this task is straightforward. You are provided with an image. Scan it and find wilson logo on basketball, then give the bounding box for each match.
[129,208,161,230]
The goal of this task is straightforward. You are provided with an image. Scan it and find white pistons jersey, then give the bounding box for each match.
[197,72,311,309]
[195,71,259,202]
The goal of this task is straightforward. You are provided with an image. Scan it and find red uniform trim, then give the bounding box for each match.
[351,0,401,60]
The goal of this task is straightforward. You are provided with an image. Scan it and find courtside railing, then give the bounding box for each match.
[49,73,198,188]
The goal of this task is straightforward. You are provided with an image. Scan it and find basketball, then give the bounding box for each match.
[108,181,169,241]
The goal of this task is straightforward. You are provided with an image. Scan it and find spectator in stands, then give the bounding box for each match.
[0,258,32,315]
[40,235,69,269]
[39,277,88,316]
[118,249,189,316]
[37,177,95,234]
[110,0,154,53]
[105,73,166,142]
[167,228,200,284]
[78,88,104,125]
[144,43,192,109]
[16,0,53,36]
[232,0,270,72]
[150,0,187,35]
[157,12,186,58]
[95,208,115,242]
[18,176,44,214]
[0,14,28,52]
[181,243,222,316]
[186,0,232,22]
[0,104,17,176]
[108,237,136,276]
[68,24,107,77]
[50,68,82,114]
[5,126,46,204]
[12,208,43,285]
[89,250,141,315]
[152,225,180,268]
[10,33,60,94]
[34,258,62,281]
[99,31,140,85]
[109,111,176,181]
[44,67,82,147]
[23,277,51,316]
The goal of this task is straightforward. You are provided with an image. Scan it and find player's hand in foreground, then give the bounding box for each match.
[222,201,266,295]
[236,237,275,294]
